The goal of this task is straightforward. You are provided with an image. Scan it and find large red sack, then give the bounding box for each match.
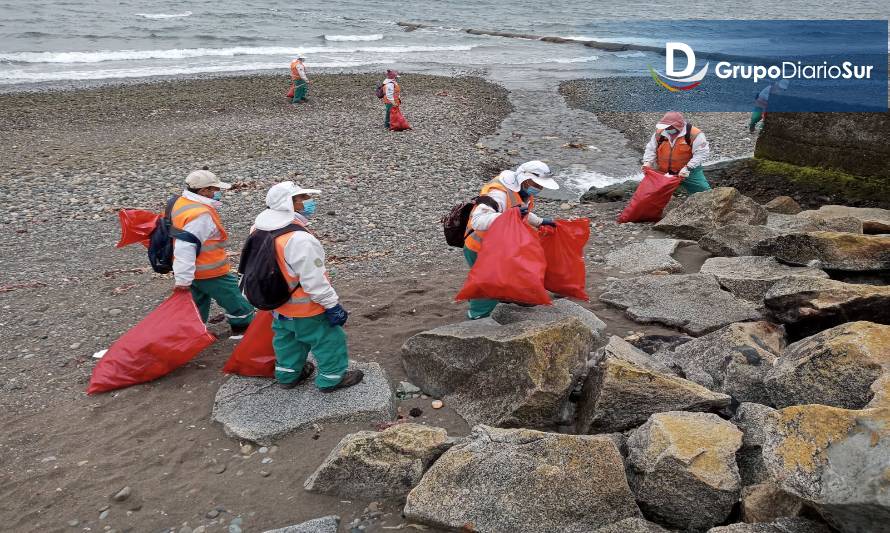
[286,84,295,98]
[617,168,683,223]
[222,310,275,377]
[389,106,411,131]
[456,208,551,306]
[116,209,160,248]
[539,218,590,301]
[87,291,216,394]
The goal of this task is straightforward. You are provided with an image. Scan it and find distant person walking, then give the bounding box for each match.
[381,69,401,129]
[171,169,255,338]
[290,55,309,104]
[642,111,711,194]
[749,79,789,133]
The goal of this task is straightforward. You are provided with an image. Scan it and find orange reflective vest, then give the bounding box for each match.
[290,59,306,81]
[170,197,230,279]
[464,179,535,253]
[655,126,700,174]
[383,81,401,106]
[273,226,326,318]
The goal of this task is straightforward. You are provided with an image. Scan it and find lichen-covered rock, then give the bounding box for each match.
[764,196,803,215]
[764,276,890,337]
[490,299,607,344]
[657,322,786,405]
[304,424,453,498]
[600,274,761,336]
[707,517,832,533]
[654,187,768,240]
[578,337,731,433]
[741,483,805,524]
[626,412,743,531]
[751,232,890,272]
[699,224,781,257]
[766,213,863,235]
[799,205,890,233]
[762,404,890,533]
[732,403,778,486]
[765,322,890,409]
[604,239,694,275]
[700,257,828,304]
[401,317,591,428]
[593,517,671,532]
[404,425,641,532]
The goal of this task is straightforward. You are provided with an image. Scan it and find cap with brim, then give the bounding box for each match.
[517,171,559,190]
[186,169,231,190]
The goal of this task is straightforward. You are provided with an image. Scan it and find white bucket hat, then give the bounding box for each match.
[254,181,321,230]
[186,169,231,190]
[516,160,558,190]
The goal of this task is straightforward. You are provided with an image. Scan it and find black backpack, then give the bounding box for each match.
[441,195,501,248]
[238,224,307,310]
[375,83,385,99]
[147,196,202,274]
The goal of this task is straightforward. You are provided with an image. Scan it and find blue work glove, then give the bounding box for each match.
[516,205,529,217]
[540,218,557,227]
[324,304,349,327]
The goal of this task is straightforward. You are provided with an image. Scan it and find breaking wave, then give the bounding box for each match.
[324,34,384,42]
[136,12,193,19]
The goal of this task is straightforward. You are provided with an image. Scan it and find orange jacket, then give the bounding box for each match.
[171,197,230,279]
[383,80,401,106]
[464,180,535,253]
[290,59,307,81]
[655,126,701,174]
[273,224,326,318]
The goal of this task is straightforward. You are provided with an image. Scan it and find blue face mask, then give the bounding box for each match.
[524,187,541,197]
[212,191,223,201]
[666,128,678,135]
[299,199,317,217]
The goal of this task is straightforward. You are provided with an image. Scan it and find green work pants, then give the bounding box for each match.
[272,313,348,387]
[749,107,765,129]
[292,79,308,103]
[189,273,255,327]
[384,103,393,129]
[680,166,711,195]
[463,247,498,320]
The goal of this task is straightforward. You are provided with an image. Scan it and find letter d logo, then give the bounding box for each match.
[666,42,696,77]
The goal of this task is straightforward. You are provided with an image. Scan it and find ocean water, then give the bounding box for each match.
[1,0,886,86]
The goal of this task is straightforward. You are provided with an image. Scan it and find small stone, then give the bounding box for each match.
[228,525,241,533]
[41,456,57,462]
[99,504,110,512]
[99,510,109,520]
[261,457,273,464]
[70,342,81,350]
[68,519,80,527]
[239,444,254,455]
[206,510,220,519]
[214,463,227,474]
[111,486,131,502]
[431,400,443,409]
[259,470,270,477]
[179,527,193,533]
[108,308,122,316]
[258,446,269,454]
[193,527,206,533]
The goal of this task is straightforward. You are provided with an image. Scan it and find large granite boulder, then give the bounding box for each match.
[700,257,828,304]
[626,411,743,531]
[263,516,340,533]
[578,337,731,433]
[764,276,890,337]
[799,205,890,233]
[741,483,805,524]
[211,361,395,445]
[764,196,803,215]
[657,321,786,405]
[304,424,454,499]
[762,404,890,533]
[766,213,863,235]
[765,321,890,409]
[707,518,832,533]
[654,187,768,240]
[699,224,780,257]
[401,317,591,428]
[751,232,890,272]
[403,425,641,532]
[600,274,761,336]
[604,239,694,275]
[594,517,671,532]
[732,402,778,486]
[490,299,607,344]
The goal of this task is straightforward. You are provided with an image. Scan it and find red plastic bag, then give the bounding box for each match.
[116,209,160,248]
[617,168,683,223]
[222,310,275,377]
[539,218,590,300]
[456,208,551,306]
[286,84,295,98]
[389,106,411,131]
[87,291,216,394]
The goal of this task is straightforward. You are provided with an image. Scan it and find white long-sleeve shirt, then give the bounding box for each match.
[172,190,223,286]
[642,124,710,170]
[253,213,339,310]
